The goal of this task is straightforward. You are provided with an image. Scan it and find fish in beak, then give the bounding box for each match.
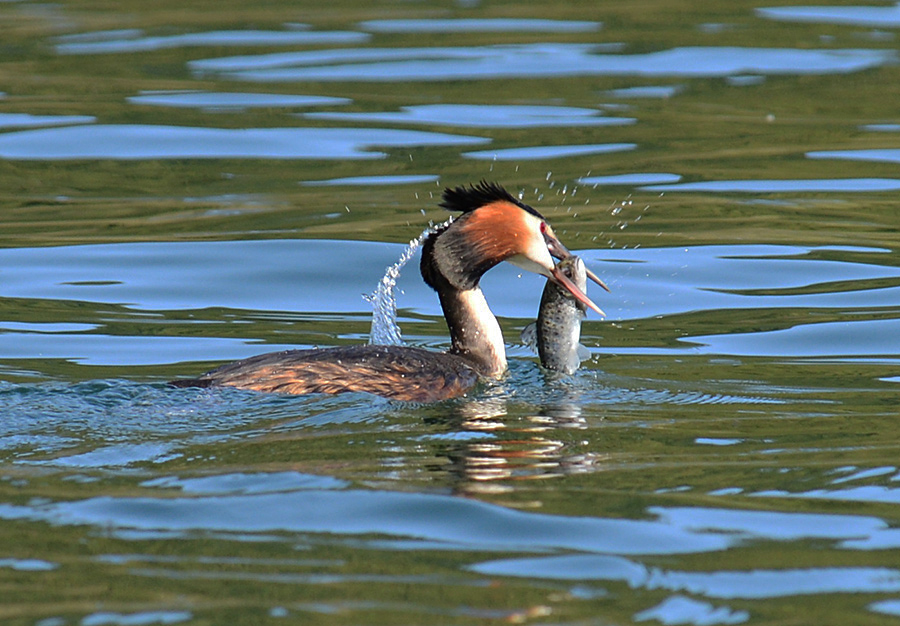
[540,225,609,316]
[549,263,605,317]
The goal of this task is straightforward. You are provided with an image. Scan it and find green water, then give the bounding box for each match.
[1,0,900,624]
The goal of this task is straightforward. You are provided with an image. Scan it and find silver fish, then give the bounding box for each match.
[521,255,592,375]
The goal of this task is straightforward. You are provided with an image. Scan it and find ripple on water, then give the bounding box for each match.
[0,379,323,454]
[0,491,740,555]
[582,243,900,319]
[580,172,682,186]
[605,85,686,98]
[55,28,369,54]
[463,143,636,160]
[143,472,348,494]
[757,4,900,27]
[0,558,58,571]
[36,442,178,468]
[80,611,192,626]
[189,45,895,82]
[472,553,900,598]
[807,149,900,165]
[684,318,900,358]
[638,178,900,192]
[127,90,352,110]
[633,596,749,625]
[0,113,97,129]
[0,495,893,566]
[861,124,900,132]
[357,18,603,33]
[871,600,900,617]
[303,104,636,128]
[0,125,488,160]
[302,174,439,186]
[3,241,899,367]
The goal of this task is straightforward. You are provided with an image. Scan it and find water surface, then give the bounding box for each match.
[1,1,899,624]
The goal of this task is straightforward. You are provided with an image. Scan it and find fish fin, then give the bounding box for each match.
[520,322,539,355]
[577,343,592,362]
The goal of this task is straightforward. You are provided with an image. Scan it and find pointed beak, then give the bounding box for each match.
[544,232,610,293]
[550,265,606,317]
[584,266,611,293]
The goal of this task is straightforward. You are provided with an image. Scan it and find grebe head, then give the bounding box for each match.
[421,181,606,315]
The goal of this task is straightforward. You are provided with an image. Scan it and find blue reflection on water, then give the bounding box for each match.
[862,124,900,132]
[304,104,635,128]
[357,18,602,33]
[0,490,896,598]
[464,143,635,160]
[302,175,439,186]
[81,610,192,626]
[0,558,58,572]
[2,240,899,364]
[639,178,900,192]
[127,91,352,110]
[55,29,369,54]
[191,44,895,82]
[0,493,750,555]
[36,442,177,468]
[144,472,348,494]
[188,44,621,75]
[4,241,898,318]
[0,125,488,160]
[633,596,748,625]
[755,486,900,505]
[580,172,682,185]
[685,318,900,358]
[871,599,900,617]
[606,85,685,98]
[757,4,900,28]
[0,333,299,367]
[473,554,900,598]
[807,149,900,164]
[0,113,96,129]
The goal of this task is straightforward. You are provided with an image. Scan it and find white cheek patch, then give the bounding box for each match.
[507,252,552,278]
[509,213,555,274]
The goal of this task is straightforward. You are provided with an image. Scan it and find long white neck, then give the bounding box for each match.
[437,285,507,378]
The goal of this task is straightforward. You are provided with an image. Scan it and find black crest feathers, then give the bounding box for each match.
[440,181,545,220]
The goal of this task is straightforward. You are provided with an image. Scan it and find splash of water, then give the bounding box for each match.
[365,217,453,346]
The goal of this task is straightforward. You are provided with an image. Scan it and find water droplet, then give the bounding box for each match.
[367,217,453,346]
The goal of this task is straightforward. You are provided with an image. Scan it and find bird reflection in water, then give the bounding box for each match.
[425,391,608,495]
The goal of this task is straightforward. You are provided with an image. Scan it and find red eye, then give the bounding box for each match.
[540,221,549,236]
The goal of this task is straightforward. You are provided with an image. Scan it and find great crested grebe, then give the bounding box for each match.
[171,182,607,402]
